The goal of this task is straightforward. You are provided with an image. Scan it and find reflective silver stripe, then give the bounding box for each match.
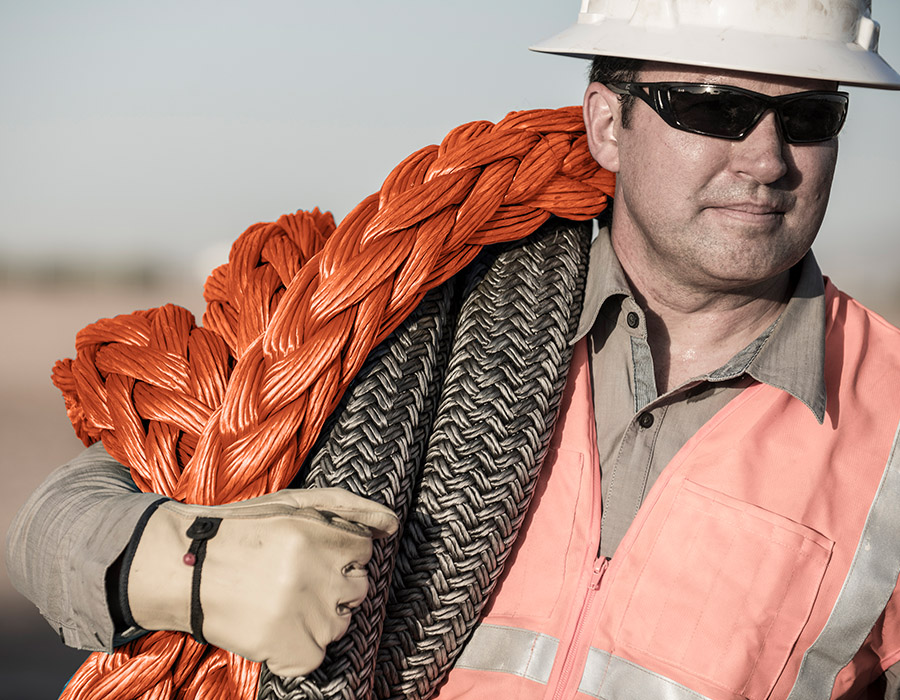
[578,648,713,699]
[454,624,559,684]
[787,420,900,699]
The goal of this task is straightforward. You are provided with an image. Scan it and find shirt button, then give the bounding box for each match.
[638,412,655,429]
[626,311,640,329]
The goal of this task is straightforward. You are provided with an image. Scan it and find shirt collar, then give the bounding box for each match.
[741,250,827,423]
[573,227,631,341]
[573,227,827,423]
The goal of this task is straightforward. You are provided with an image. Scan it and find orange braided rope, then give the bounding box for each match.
[52,106,615,700]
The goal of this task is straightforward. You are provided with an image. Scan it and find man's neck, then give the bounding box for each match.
[612,236,792,394]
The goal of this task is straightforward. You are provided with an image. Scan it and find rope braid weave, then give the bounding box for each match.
[51,105,614,700]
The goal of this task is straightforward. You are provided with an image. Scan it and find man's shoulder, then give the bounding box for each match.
[827,280,900,341]
[825,280,900,380]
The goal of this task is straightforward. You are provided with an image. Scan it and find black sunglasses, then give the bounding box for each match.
[606,82,849,144]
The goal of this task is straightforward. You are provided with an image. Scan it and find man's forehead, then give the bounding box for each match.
[635,61,840,93]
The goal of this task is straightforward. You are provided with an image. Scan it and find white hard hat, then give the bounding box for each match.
[531,0,900,90]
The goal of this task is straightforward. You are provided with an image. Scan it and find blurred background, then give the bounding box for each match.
[2,1,899,696]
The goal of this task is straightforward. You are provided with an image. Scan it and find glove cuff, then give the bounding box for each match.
[119,497,170,634]
[126,500,197,634]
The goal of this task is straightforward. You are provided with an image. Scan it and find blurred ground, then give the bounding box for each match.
[1,266,898,698]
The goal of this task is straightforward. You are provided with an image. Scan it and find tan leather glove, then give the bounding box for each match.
[125,488,399,677]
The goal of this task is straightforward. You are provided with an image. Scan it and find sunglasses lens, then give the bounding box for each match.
[779,95,848,143]
[661,86,848,143]
[666,87,761,138]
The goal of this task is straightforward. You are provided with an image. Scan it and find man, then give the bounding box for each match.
[8,1,900,698]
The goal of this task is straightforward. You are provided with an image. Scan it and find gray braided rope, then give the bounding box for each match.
[258,218,591,700]
[258,280,457,700]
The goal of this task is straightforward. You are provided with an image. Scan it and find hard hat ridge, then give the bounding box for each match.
[532,0,900,90]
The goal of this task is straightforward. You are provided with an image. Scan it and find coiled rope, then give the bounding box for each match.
[51,106,614,699]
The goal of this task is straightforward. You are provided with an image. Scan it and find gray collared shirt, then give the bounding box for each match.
[572,228,827,559]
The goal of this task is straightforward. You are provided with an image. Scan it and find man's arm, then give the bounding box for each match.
[5,442,162,651]
[5,442,399,676]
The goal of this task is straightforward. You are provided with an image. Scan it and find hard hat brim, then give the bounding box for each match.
[531,21,900,90]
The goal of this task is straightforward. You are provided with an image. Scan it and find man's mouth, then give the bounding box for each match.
[706,200,788,224]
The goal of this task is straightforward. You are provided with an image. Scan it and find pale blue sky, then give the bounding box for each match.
[1,1,899,297]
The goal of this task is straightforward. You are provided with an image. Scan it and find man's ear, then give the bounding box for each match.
[583,82,622,173]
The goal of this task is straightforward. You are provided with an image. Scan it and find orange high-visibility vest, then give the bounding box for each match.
[436,280,900,700]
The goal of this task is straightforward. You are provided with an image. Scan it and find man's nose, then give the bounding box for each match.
[730,111,789,185]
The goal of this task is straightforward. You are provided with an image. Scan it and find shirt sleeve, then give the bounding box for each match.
[4,442,164,652]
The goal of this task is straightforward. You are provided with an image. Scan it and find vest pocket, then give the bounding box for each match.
[613,479,833,700]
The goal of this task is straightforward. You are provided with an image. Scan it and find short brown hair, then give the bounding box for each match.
[589,56,644,127]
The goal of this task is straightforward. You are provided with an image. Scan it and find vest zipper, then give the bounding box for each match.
[551,556,610,700]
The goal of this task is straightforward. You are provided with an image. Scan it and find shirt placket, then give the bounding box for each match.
[598,298,668,558]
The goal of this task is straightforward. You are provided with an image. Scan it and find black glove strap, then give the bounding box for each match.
[118,497,171,636]
[185,516,222,644]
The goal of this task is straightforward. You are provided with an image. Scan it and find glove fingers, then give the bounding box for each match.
[335,567,369,611]
[278,488,400,538]
[169,488,400,538]
[264,629,328,678]
[266,589,357,678]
